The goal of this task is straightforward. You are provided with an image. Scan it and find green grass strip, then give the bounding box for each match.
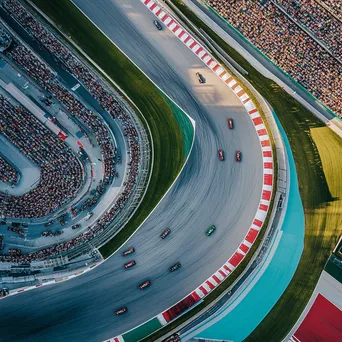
[29,0,190,258]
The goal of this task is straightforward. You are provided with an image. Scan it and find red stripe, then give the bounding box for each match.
[264,174,273,186]
[199,285,208,296]
[237,89,245,97]
[172,24,179,33]
[156,8,162,16]
[150,3,157,10]
[144,0,150,4]
[201,52,208,60]
[206,57,214,66]
[258,128,267,136]
[162,311,171,322]
[253,219,263,227]
[219,269,227,278]
[212,275,221,284]
[264,162,273,169]
[225,76,233,84]
[161,14,168,22]
[219,70,227,78]
[262,190,272,201]
[261,140,270,147]
[191,291,201,302]
[114,338,120,342]
[263,151,272,158]
[246,228,258,244]
[229,252,244,267]
[189,41,197,49]
[249,108,258,115]
[240,243,249,253]
[259,203,268,211]
[212,64,220,72]
[242,97,251,104]
[206,280,215,290]
[178,30,185,39]
[184,36,191,44]
[253,117,263,126]
[223,265,232,272]
[167,19,175,27]
[196,47,203,55]
[231,83,239,90]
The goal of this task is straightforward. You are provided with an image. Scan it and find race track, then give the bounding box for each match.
[0,1,264,341]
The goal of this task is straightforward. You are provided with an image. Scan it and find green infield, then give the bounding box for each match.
[29,0,193,258]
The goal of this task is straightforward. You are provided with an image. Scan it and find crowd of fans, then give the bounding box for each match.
[205,0,342,117]
[0,0,143,262]
[0,94,84,218]
[0,23,12,51]
[320,0,342,19]
[275,0,342,57]
[0,156,19,185]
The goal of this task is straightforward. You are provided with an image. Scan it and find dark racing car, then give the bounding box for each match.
[160,228,171,239]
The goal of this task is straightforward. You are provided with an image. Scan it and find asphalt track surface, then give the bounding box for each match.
[0,1,263,341]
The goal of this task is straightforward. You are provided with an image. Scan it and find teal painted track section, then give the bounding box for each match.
[193,111,305,341]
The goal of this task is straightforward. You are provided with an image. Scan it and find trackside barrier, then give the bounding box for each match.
[107,0,275,340]
[1,261,102,299]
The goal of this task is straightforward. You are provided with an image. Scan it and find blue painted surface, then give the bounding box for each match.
[195,112,305,342]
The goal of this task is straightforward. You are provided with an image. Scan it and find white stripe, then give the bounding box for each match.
[175,28,183,36]
[215,271,225,281]
[158,10,166,19]
[255,123,266,131]
[215,66,224,75]
[238,248,246,256]
[221,73,231,81]
[244,100,254,111]
[202,282,211,293]
[250,112,260,120]
[209,277,218,286]
[164,17,172,25]
[209,61,217,69]
[169,22,176,31]
[244,240,252,248]
[186,38,194,47]
[259,135,269,141]
[240,93,249,102]
[198,50,206,58]
[180,33,188,42]
[233,85,243,94]
[264,168,273,174]
[262,146,272,152]
[152,6,160,14]
[156,313,168,326]
[226,262,235,270]
[263,157,273,162]
[263,184,273,191]
[146,0,154,9]
[228,79,237,88]
[191,44,201,53]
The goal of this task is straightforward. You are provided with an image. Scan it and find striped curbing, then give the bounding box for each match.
[107,0,275,339]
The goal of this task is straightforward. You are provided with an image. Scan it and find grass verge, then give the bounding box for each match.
[142,1,341,341]
[29,0,189,258]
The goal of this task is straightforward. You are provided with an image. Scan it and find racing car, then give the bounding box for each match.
[218,149,224,161]
[153,20,162,30]
[170,262,181,272]
[228,118,234,129]
[72,224,81,230]
[206,225,216,236]
[122,247,135,256]
[124,260,136,269]
[139,280,151,290]
[236,151,241,162]
[160,228,171,239]
[115,307,127,315]
[196,72,205,84]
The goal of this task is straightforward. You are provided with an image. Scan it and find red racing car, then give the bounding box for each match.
[122,247,135,256]
[115,307,127,315]
[124,260,136,269]
[236,151,241,162]
[218,149,224,161]
[139,280,151,290]
[228,118,234,129]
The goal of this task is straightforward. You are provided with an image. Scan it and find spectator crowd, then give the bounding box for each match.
[0,94,84,218]
[275,0,342,57]
[205,0,342,117]
[320,0,342,19]
[0,0,142,262]
[0,156,19,185]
